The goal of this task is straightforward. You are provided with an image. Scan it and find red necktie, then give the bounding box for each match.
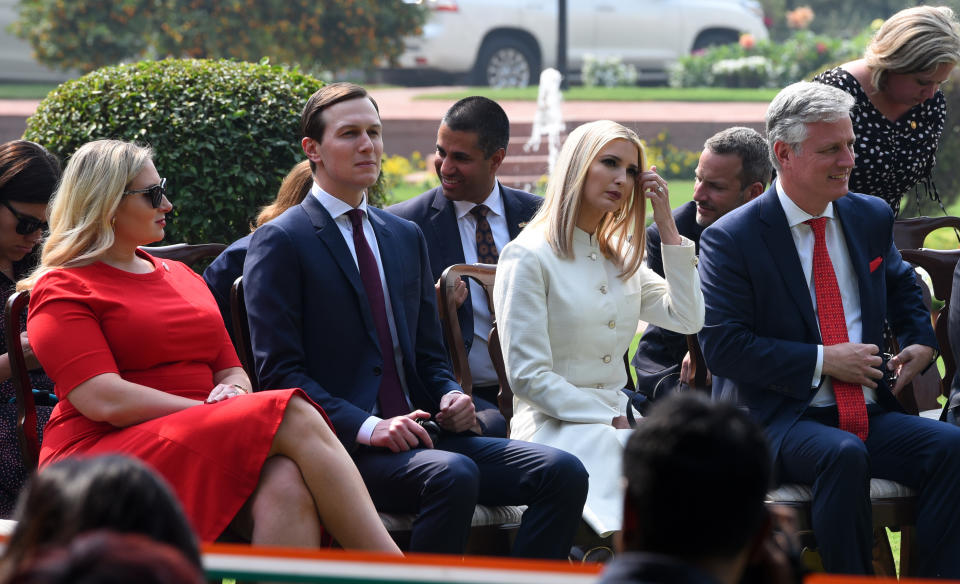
[471,205,500,264]
[347,209,408,418]
[805,217,869,440]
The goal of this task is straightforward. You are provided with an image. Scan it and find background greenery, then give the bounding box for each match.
[11,0,427,76]
[24,58,324,244]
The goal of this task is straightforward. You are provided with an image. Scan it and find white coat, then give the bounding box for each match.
[494,224,704,536]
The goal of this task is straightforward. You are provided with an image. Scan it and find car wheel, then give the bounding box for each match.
[475,38,538,88]
[692,30,739,52]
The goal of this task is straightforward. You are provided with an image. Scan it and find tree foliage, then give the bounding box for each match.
[24,59,324,244]
[12,0,428,74]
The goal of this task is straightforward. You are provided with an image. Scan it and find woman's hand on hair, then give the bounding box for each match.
[641,166,681,246]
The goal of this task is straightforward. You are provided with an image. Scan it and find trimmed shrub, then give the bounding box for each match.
[12,0,428,76]
[24,58,325,244]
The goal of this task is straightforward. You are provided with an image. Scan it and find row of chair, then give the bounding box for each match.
[7,218,960,563]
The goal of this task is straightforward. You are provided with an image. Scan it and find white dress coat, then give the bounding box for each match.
[494,224,704,536]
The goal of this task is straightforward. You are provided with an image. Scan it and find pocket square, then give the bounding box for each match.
[869,256,883,272]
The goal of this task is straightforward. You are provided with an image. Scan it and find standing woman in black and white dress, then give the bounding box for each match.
[814,5,960,216]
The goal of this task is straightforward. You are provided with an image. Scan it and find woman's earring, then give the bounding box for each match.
[110,217,117,227]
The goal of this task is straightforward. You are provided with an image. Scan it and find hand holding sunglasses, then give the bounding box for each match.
[122,177,167,208]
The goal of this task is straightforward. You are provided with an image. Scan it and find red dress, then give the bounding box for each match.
[27,251,325,542]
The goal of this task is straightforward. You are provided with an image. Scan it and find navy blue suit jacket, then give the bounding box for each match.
[631,201,704,394]
[386,183,541,352]
[203,233,252,339]
[243,195,460,449]
[698,186,935,461]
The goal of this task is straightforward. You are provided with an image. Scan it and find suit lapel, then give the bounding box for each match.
[369,209,414,362]
[834,196,878,341]
[428,188,466,267]
[501,184,526,239]
[301,196,379,345]
[758,187,821,338]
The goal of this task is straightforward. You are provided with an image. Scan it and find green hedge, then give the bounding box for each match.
[24,58,324,244]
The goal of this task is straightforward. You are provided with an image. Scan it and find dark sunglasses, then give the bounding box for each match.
[123,177,167,208]
[1,199,48,235]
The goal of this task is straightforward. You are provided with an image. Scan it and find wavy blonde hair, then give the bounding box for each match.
[253,159,312,229]
[527,120,647,279]
[865,5,960,91]
[18,140,153,291]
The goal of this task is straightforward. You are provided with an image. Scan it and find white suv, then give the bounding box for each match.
[390,0,768,87]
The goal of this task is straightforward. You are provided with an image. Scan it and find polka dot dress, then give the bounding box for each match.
[814,67,946,217]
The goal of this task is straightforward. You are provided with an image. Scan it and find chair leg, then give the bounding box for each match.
[872,527,897,577]
[899,526,917,578]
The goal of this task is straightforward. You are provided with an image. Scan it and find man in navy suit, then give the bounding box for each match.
[388,97,541,437]
[243,83,587,557]
[631,127,770,401]
[698,81,960,576]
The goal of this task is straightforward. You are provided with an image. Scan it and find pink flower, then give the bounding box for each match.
[816,42,827,55]
[786,6,815,30]
[739,33,756,50]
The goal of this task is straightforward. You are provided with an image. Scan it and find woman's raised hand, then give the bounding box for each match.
[640,165,681,246]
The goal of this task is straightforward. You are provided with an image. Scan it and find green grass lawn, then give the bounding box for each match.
[415,86,780,102]
[0,83,61,99]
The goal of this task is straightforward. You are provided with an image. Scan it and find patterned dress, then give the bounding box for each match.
[814,67,947,217]
[0,255,54,518]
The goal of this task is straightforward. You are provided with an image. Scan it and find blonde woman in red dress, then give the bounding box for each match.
[19,139,400,553]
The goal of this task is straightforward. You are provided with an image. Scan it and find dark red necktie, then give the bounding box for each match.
[805,217,869,440]
[347,209,408,418]
[471,205,500,264]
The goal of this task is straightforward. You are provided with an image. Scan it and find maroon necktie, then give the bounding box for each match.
[805,217,869,440]
[471,205,500,264]
[347,209,408,418]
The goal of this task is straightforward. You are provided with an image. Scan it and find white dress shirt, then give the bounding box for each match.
[451,182,510,387]
[312,184,413,443]
[776,180,877,405]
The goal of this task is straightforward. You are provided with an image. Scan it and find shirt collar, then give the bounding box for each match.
[775,178,835,228]
[452,181,504,220]
[312,181,369,221]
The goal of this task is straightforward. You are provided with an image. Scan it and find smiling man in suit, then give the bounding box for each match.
[242,83,587,557]
[388,97,541,437]
[697,81,960,577]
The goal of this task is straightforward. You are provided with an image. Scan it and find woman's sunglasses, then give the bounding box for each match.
[1,199,48,235]
[123,177,167,208]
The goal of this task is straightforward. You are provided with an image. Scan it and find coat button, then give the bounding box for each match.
[599,285,608,294]
[608,320,616,329]
[596,384,604,389]
[602,355,611,363]
[589,252,598,261]
[372,366,382,376]
[692,256,699,267]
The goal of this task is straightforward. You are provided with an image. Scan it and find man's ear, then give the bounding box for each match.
[772,141,792,169]
[488,148,506,174]
[302,137,322,167]
[743,181,765,203]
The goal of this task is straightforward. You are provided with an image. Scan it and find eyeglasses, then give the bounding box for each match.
[123,177,167,208]
[1,199,48,235]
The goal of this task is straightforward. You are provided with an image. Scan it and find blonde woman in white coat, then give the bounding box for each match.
[494,120,704,537]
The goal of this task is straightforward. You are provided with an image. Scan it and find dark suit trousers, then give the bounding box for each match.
[473,386,508,438]
[779,405,960,577]
[351,434,587,557]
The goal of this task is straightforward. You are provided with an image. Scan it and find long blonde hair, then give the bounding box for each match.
[18,140,153,290]
[254,159,312,229]
[528,120,647,279]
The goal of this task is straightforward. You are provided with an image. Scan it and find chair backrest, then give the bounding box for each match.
[899,248,960,402]
[438,264,497,395]
[5,290,39,471]
[229,276,259,393]
[139,243,227,272]
[893,216,960,251]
